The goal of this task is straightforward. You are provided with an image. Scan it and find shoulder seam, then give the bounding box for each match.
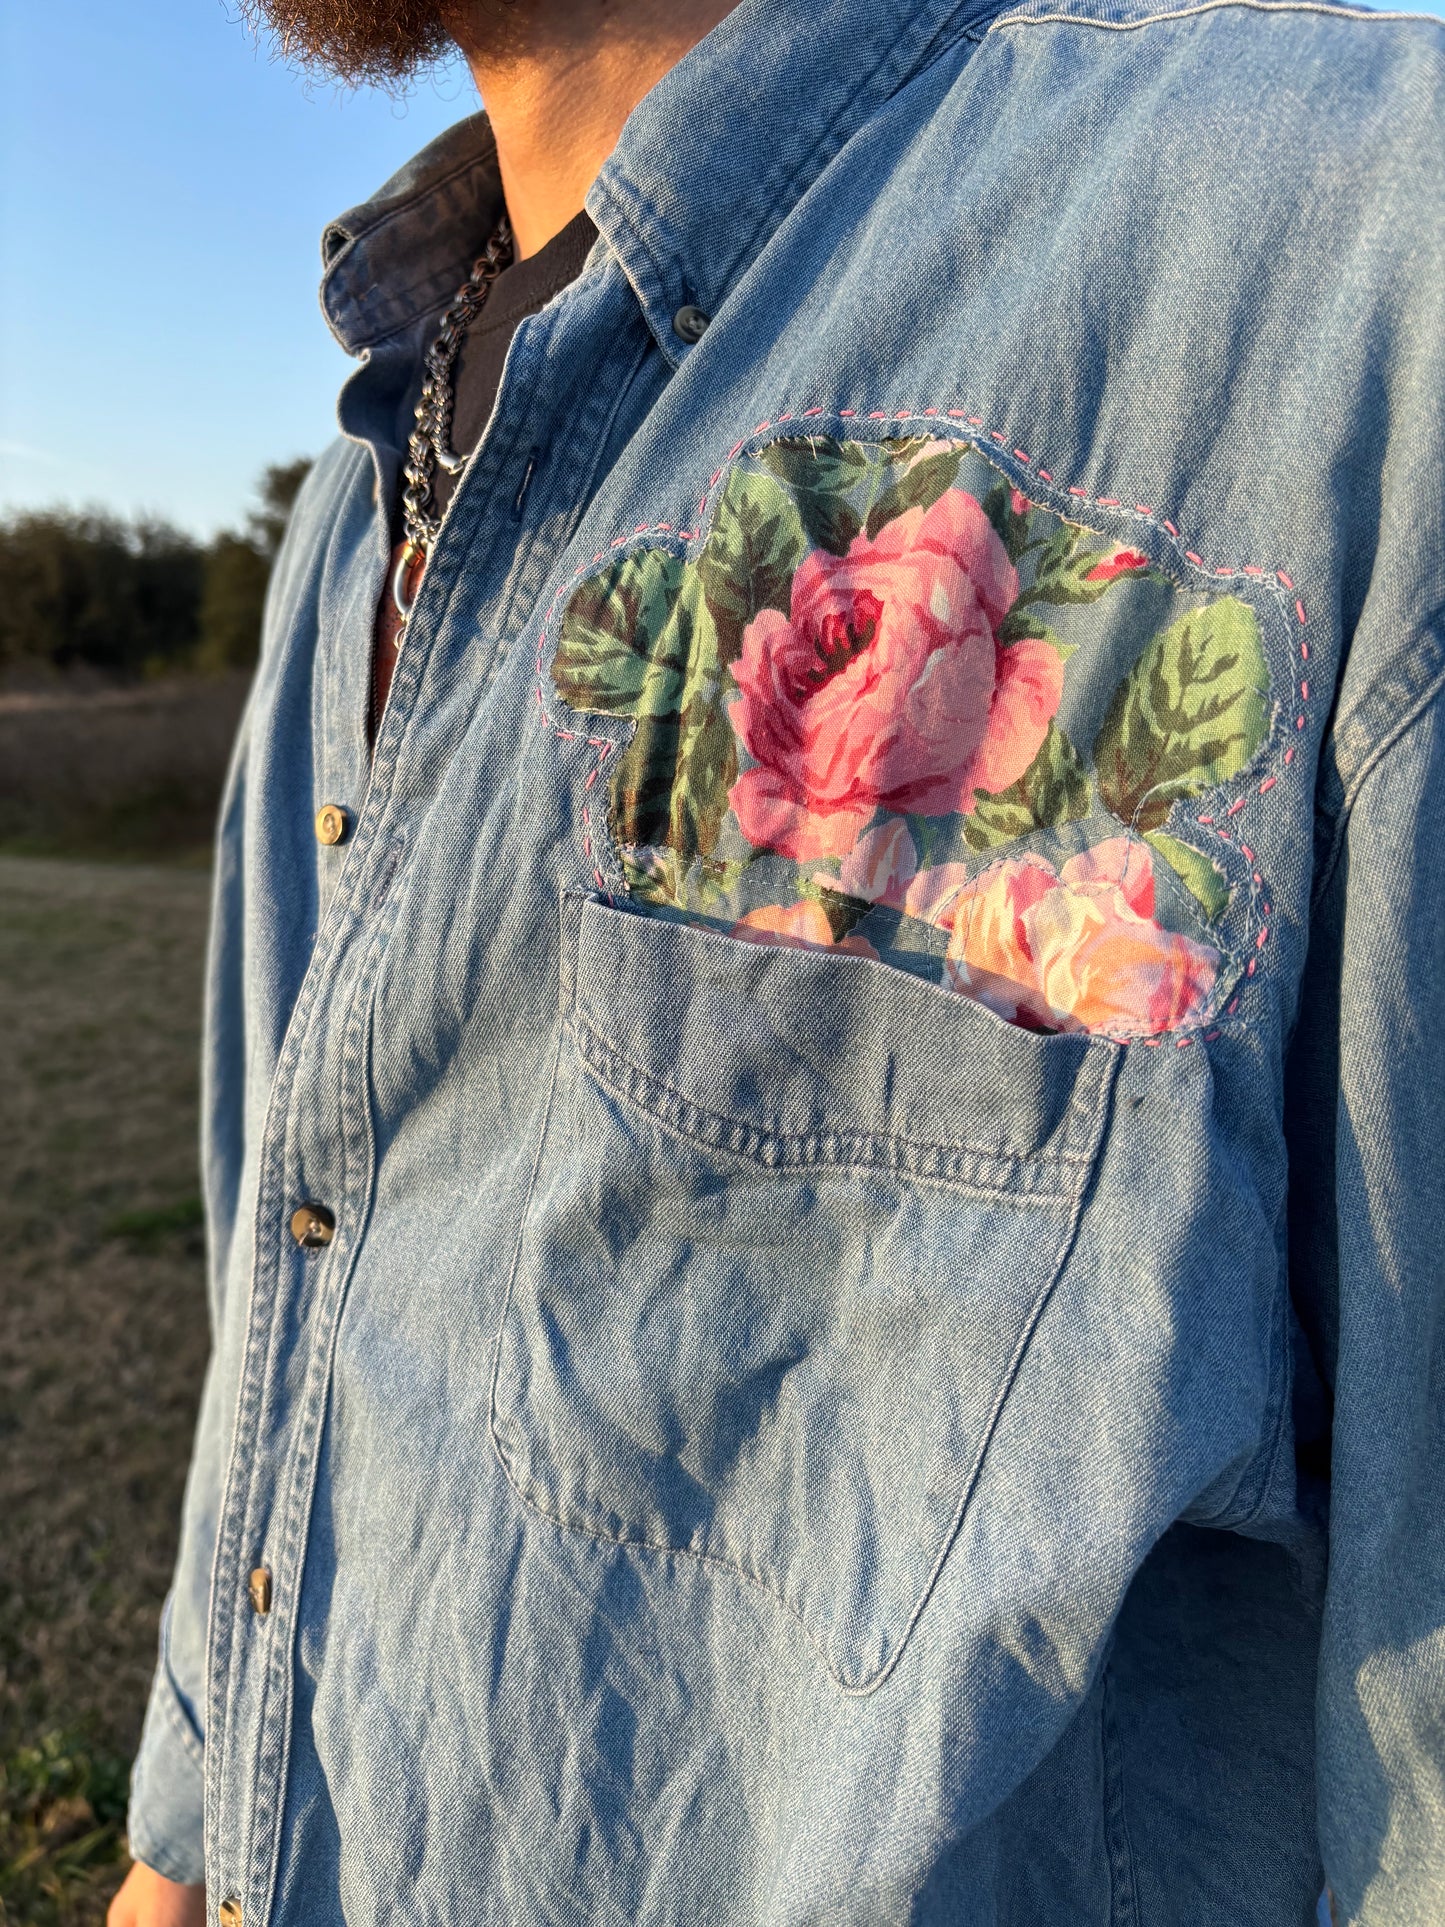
[990,0,1443,35]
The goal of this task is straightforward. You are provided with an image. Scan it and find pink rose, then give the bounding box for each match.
[920,836,1220,1037]
[1084,547,1149,584]
[727,489,1064,861]
[729,900,878,958]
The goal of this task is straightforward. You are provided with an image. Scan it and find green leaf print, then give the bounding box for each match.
[995,608,1072,654]
[606,570,737,871]
[756,437,864,556]
[1145,831,1233,923]
[696,468,805,666]
[1093,596,1270,834]
[552,548,689,714]
[863,445,967,540]
[1012,528,1156,611]
[963,722,1091,852]
[981,479,1033,565]
[756,437,869,496]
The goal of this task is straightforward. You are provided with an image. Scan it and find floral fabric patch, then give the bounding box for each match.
[550,436,1274,1039]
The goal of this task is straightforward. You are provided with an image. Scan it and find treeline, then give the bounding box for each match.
[0,460,311,683]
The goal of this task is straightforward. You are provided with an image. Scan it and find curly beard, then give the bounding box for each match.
[240,0,481,87]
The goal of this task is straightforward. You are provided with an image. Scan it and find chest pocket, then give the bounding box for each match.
[490,892,1119,1692]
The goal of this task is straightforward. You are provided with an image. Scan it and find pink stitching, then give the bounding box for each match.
[534,401,1313,1034]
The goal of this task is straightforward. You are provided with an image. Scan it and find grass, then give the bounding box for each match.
[0,857,213,1924]
[0,677,248,865]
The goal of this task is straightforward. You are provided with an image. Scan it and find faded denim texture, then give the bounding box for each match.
[125,0,1445,1920]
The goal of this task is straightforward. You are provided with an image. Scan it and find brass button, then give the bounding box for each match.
[289,1202,335,1249]
[672,304,710,344]
[248,1567,272,1615]
[314,803,349,846]
[219,1902,243,1927]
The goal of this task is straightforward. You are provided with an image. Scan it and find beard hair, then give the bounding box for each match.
[239,0,493,88]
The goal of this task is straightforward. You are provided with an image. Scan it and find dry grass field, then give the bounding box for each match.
[0,676,248,865]
[0,856,213,1925]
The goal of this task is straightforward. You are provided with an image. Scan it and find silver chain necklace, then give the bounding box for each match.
[390,215,515,630]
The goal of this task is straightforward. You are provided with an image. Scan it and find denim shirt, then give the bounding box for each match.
[126,0,1445,1919]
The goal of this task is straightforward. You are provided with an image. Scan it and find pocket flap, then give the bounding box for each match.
[566,893,1115,1195]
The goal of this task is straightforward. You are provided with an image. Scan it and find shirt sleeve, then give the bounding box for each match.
[1291,656,1445,1923]
[124,684,258,1888]
[126,1591,208,1885]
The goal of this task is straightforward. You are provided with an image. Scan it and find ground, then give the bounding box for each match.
[0,857,213,1926]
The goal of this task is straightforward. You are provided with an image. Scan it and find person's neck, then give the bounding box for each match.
[457,0,737,259]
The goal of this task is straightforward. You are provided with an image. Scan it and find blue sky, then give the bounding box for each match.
[3,2,1440,537]
[0,0,475,534]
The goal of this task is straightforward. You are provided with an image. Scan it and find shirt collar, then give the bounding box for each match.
[320,115,504,353]
[588,0,1000,364]
[320,0,1000,357]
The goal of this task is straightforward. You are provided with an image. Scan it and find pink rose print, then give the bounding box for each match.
[727,489,1064,861]
[730,901,879,958]
[1084,547,1149,584]
[918,836,1220,1037]
[835,818,918,905]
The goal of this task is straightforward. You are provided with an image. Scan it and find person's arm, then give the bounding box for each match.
[119,659,260,1903]
[1289,644,1445,1922]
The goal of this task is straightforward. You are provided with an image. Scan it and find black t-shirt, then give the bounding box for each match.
[372,208,599,729]
[425,207,598,521]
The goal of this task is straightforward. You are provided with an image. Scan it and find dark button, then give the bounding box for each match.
[314,803,349,846]
[289,1202,336,1249]
[248,1567,272,1615]
[219,1903,243,1927]
[672,304,710,344]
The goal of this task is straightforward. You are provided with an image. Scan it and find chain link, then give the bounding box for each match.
[392,215,515,625]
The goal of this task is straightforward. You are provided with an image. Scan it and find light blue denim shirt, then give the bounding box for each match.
[127,0,1445,1919]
